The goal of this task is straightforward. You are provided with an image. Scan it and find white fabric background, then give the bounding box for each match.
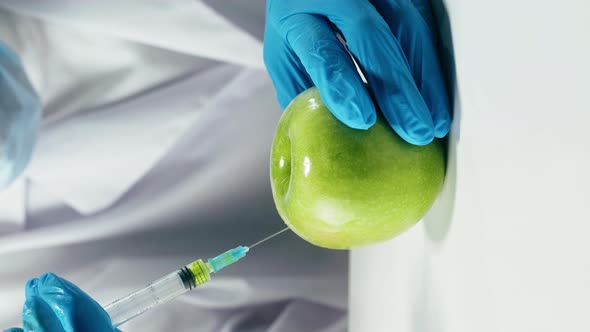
[0,1,348,331]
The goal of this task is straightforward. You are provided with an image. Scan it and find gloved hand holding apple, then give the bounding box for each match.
[265,0,450,248]
[270,87,445,249]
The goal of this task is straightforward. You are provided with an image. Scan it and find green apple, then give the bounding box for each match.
[270,87,445,249]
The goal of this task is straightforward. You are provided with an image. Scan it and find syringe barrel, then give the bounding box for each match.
[104,260,211,327]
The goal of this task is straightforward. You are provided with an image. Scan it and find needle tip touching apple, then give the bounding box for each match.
[270,87,445,249]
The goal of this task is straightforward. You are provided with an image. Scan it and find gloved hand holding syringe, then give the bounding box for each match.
[104,227,290,327]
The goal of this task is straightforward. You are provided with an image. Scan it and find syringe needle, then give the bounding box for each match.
[105,227,291,327]
[248,227,290,249]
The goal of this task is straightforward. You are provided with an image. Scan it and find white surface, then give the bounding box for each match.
[351,0,590,331]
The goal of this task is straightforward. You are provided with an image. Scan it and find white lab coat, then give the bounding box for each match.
[0,1,347,331]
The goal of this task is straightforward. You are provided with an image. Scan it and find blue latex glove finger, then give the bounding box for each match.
[22,273,117,332]
[0,41,42,189]
[263,19,314,109]
[265,10,376,129]
[407,0,437,31]
[275,14,376,129]
[3,328,24,332]
[266,0,435,145]
[371,0,451,137]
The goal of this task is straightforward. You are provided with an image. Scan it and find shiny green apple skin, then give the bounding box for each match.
[270,87,445,249]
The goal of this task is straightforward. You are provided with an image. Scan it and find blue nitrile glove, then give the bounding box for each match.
[264,0,451,145]
[0,41,41,190]
[5,273,118,332]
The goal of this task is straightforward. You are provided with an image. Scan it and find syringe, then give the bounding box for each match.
[103,227,290,327]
